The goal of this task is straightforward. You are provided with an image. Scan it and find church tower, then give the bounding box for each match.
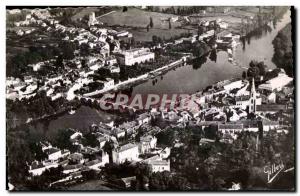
[249,77,256,113]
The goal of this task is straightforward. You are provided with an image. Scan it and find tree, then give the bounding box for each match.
[54,55,64,68]
[59,41,76,60]
[82,170,98,180]
[82,132,99,148]
[149,17,154,28]
[247,66,260,78]
[103,140,116,163]
[123,6,128,12]
[80,43,90,56]
[256,61,267,76]
[242,71,247,79]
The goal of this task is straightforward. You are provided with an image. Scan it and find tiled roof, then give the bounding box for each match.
[256,104,287,112]
[118,143,138,152]
[218,124,243,130]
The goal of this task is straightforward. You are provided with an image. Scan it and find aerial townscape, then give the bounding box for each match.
[6,6,294,191]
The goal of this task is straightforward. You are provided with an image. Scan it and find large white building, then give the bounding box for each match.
[112,143,139,164]
[139,135,157,154]
[28,161,58,176]
[258,72,293,92]
[115,48,155,66]
[45,148,62,161]
[148,160,170,173]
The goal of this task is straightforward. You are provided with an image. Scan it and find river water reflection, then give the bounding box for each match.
[131,9,291,95]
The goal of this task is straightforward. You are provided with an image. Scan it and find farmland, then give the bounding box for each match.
[99,7,194,42]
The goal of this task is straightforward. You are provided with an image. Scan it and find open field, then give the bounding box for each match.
[128,26,196,42]
[100,8,192,42]
[71,7,99,21]
[99,8,181,28]
[67,180,112,191]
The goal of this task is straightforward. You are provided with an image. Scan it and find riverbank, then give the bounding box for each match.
[82,54,192,97]
[272,22,293,76]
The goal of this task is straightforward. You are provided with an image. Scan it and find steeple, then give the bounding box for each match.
[249,78,256,113]
[251,77,256,95]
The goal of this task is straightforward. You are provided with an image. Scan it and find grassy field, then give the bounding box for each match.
[71,7,99,21]
[99,7,195,42]
[67,180,113,191]
[99,8,181,28]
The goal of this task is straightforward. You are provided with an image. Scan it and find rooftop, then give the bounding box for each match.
[140,135,156,142]
[117,143,138,152]
[256,104,287,112]
[148,160,170,166]
[218,123,243,130]
[85,159,101,166]
[44,147,60,155]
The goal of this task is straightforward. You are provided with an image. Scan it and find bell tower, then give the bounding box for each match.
[249,77,256,113]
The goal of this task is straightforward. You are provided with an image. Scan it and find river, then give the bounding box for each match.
[131,9,291,95]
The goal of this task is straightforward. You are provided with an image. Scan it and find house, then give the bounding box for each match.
[199,138,216,146]
[262,92,276,104]
[24,76,34,83]
[115,48,155,66]
[28,161,46,176]
[148,159,170,173]
[136,113,151,126]
[161,110,179,122]
[97,136,107,148]
[69,153,84,164]
[63,164,83,174]
[139,135,157,154]
[216,30,232,40]
[45,148,62,161]
[112,128,126,139]
[218,123,243,139]
[40,141,52,152]
[112,143,139,164]
[236,109,247,118]
[118,121,138,136]
[16,29,24,36]
[228,109,240,122]
[51,93,63,101]
[105,56,117,65]
[28,62,45,71]
[214,6,231,13]
[104,65,120,73]
[70,130,82,140]
[61,149,71,157]
[119,176,136,189]
[178,111,192,122]
[218,21,228,29]
[159,147,171,159]
[198,30,215,40]
[98,78,114,89]
[238,120,259,132]
[261,119,280,132]
[89,62,104,71]
[29,160,59,176]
